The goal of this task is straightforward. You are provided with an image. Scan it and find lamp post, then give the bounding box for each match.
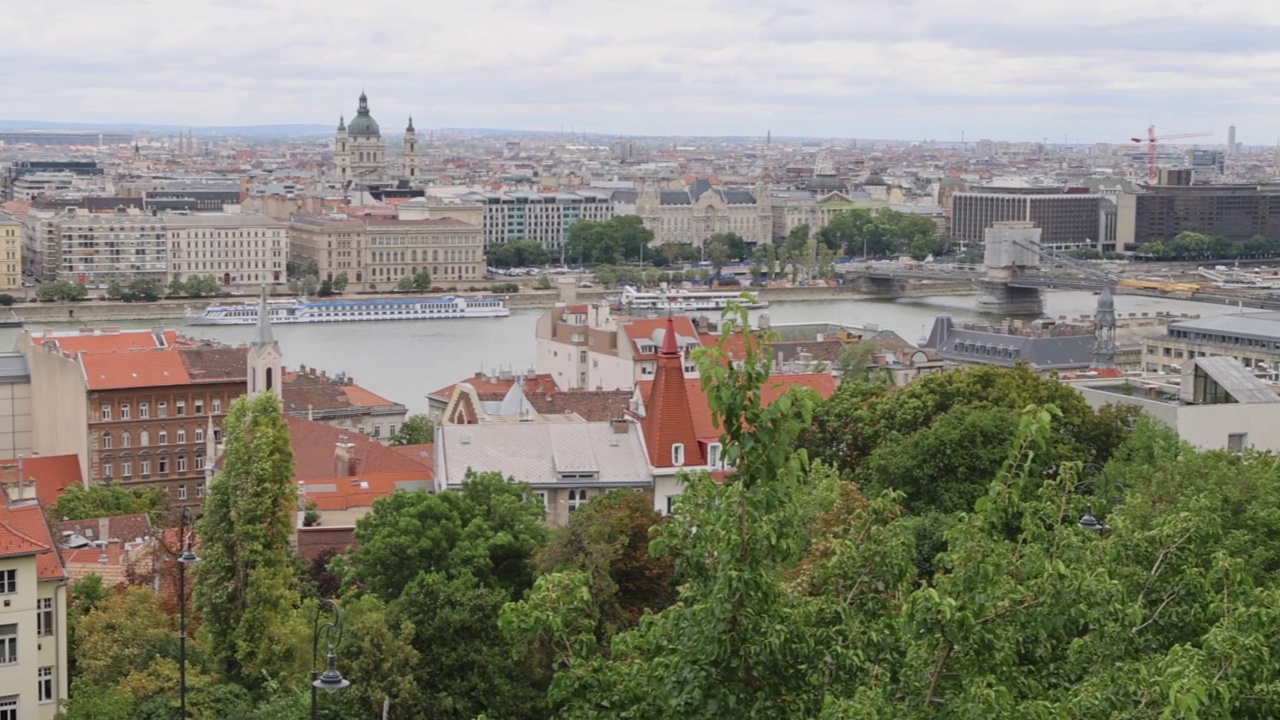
[1073,463,1125,534]
[311,599,350,720]
[176,506,200,719]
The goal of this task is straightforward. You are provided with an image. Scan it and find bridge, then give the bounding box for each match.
[842,226,1112,314]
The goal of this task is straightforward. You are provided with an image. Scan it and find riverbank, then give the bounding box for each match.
[11,282,982,324]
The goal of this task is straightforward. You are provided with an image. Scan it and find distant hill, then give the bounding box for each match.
[0,120,334,137]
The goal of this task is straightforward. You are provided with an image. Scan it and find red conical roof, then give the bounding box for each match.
[642,316,702,468]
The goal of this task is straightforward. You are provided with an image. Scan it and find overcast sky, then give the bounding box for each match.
[4,0,1278,143]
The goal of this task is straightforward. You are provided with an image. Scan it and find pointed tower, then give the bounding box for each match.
[335,115,350,181]
[641,317,702,468]
[404,116,418,179]
[1091,284,1117,370]
[247,286,283,402]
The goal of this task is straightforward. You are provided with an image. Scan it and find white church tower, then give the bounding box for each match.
[247,286,283,402]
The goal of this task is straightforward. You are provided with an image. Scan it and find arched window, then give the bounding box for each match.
[140,431,150,447]
[266,366,274,391]
[122,432,132,448]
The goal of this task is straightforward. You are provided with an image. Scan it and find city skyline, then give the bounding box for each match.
[3,0,1279,143]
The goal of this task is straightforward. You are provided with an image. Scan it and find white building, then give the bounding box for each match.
[0,484,69,720]
[57,210,167,283]
[635,178,772,247]
[534,303,701,391]
[165,213,288,287]
[456,190,616,252]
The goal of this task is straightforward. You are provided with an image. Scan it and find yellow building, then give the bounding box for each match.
[0,217,21,292]
[0,485,68,719]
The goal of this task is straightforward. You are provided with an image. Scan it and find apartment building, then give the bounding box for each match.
[454,190,615,251]
[165,213,288,287]
[951,190,1115,252]
[289,200,485,289]
[0,217,21,291]
[1140,311,1280,376]
[0,485,68,720]
[56,210,167,283]
[534,303,700,391]
[1115,184,1280,248]
[6,211,57,280]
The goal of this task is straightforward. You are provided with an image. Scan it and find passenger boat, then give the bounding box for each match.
[613,286,768,313]
[184,295,509,325]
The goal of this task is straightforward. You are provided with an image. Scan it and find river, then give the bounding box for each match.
[3,291,1234,416]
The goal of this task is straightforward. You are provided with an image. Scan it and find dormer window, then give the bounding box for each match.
[671,443,685,466]
[707,442,722,468]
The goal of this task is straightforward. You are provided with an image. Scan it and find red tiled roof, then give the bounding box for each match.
[428,372,558,402]
[641,317,703,468]
[0,501,64,580]
[638,373,838,448]
[81,349,192,390]
[34,328,179,354]
[286,416,433,480]
[301,471,432,512]
[390,443,434,467]
[0,454,83,506]
[55,513,154,543]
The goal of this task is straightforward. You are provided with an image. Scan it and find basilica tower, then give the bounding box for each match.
[404,116,418,179]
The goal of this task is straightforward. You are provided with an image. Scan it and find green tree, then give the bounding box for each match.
[317,278,334,297]
[387,413,433,446]
[184,274,222,298]
[612,215,655,262]
[535,489,676,636]
[704,233,733,283]
[127,277,162,302]
[331,271,349,293]
[48,482,167,523]
[411,270,431,291]
[489,239,553,268]
[750,242,776,283]
[36,279,88,302]
[193,394,300,690]
[106,280,124,300]
[341,470,547,601]
[535,273,552,290]
[324,595,421,718]
[301,258,320,279]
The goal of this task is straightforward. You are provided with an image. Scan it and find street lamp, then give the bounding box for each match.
[311,599,350,720]
[1073,463,1125,534]
[177,506,200,719]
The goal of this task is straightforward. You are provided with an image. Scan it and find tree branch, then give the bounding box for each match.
[924,643,953,708]
[1131,587,1180,635]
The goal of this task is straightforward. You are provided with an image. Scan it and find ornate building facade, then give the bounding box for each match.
[334,92,417,185]
[635,178,773,247]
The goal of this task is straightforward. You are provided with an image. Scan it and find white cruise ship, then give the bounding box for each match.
[185,295,509,325]
[613,286,768,314]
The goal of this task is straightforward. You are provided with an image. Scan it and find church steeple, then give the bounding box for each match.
[337,115,346,132]
[247,286,283,402]
[406,116,415,133]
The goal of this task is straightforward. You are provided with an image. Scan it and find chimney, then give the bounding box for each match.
[611,417,629,434]
[334,437,357,477]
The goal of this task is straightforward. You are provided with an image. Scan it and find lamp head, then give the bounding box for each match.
[313,651,350,693]
[1077,510,1106,534]
[177,544,199,564]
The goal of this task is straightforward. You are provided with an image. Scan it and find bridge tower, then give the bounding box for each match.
[977,221,1045,315]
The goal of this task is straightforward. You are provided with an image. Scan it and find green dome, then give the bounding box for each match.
[347,92,381,137]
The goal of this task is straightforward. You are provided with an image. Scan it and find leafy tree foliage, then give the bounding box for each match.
[342,470,547,600]
[817,207,942,259]
[536,489,676,635]
[194,393,300,690]
[331,271,349,293]
[48,481,167,522]
[36,279,87,302]
[750,242,776,282]
[396,270,432,292]
[1136,231,1280,261]
[801,364,1141,514]
[565,217,655,265]
[387,413,434,446]
[489,239,553,268]
[704,233,734,282]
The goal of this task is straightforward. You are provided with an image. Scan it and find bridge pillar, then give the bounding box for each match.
[849,275,908,296]
[975,279,1043,315]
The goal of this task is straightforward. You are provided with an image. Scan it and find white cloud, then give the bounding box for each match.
[1,0,1277,142]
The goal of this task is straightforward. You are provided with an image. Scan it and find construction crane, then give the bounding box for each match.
[1130,125,1212,184]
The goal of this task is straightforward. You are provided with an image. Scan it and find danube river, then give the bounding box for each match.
[1,291,1237,416]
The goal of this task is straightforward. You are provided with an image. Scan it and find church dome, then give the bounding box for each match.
[347,92,381,137]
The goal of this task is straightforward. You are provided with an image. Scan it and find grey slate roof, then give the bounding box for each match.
[0,352,29,384]
[659,189,691,205]
[1182,356,1280,404]
[610,189,638,203]
[923,316,1094,370]
[1168,312,1280,344]
[437,421,651,489]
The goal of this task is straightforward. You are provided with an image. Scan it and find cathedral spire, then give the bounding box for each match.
[406,116,415,133]
[253,285,275,347]
[338,115,346,132]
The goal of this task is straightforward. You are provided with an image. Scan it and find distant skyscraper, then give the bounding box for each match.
[1228,125,1237,156]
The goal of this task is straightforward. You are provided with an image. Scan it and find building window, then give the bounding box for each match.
[666,495,678,515]
[140,431,149,447]
[196,484,204,498]
[389,424,397,436]
[103,462,113,478]
[671,443,685,466]
[212,398,222,413]
[533,491,547,510]
[101,433,112,450]
[159,457,168,474]
[36,598,53,637]
[567,489,588,512]
[213,428,222,443]
[120,404,130,420]
[158,431,167,445]
[177,401,186,416]
[373,425,381,438]
[38,667,53,703]
[139,403,149,419]
[178,485,187,500]
[158,401,167,418]
[0,695,15,720]
[141,459,151,475]
[101,405,111,421]
[1228,433,1248,451]
[122,461,132,477]
[707,443,722,468]
[194,399,203,414]
[0,624,16,664]
[122,432,131,448]
[195,427,205,442]
[177,428,186,443]
[178,456,187,472]
[0,569,14,594]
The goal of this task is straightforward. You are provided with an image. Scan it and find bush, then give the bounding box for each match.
[489,283,520,293]
[0,294,14,307]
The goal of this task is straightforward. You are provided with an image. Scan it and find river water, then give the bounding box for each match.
[4,291,1234,415]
